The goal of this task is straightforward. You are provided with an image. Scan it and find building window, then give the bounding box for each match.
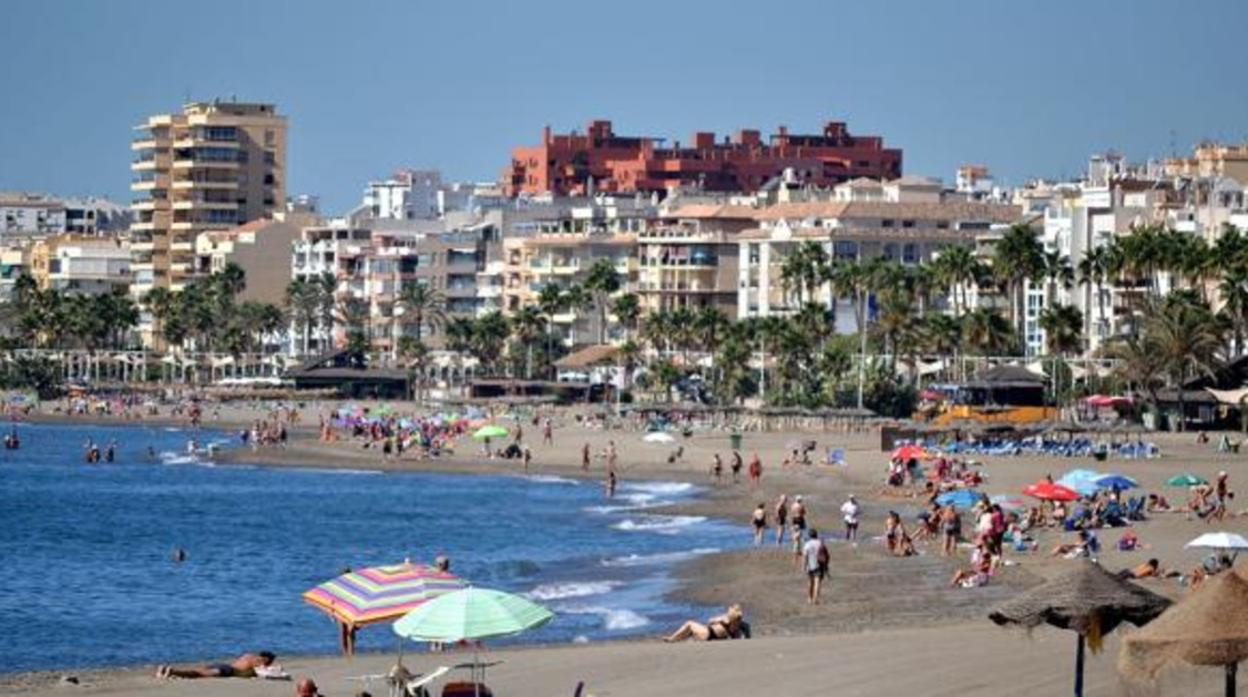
[881,219,894,228]
[902,220,915,228]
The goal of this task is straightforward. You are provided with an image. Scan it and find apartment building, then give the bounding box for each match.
[505,118,902,196]
[28,235,130,295]
[636,203,757,319]
[195,219,299,306]
[129,100,286,302]
[738,194,1021,332]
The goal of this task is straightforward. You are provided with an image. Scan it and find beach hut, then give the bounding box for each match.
[1120,568,1248,696]
[989,561,1170,696]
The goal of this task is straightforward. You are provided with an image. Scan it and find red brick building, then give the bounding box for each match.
[504,119,902,196]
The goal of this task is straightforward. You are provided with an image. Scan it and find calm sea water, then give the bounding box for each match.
[0,422,742,673]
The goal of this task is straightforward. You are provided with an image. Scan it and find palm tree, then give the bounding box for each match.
[509,306,545,379]
[692,306,729,356]
[923,313,963,381]
[1038,304,1083,408]
[1148,298,1224,431]
[611,293,641,340]
[536,282,567,376]
[963,306,1014,357]
[1040,251,1073,306]
[143,287,176,352]
[932,245,982,318]
[779,241,828,307]
[396,283,447,346]
[1077,246,1109,348]
[284,278,319,358]
[992,223,1045,343]
[560,283,591,345]
[1219,267,1248,355]
[582,258,622,345]
[315,272,337,354]
[471,312,511,375]
[641,309,673,358]
[396,336,430,401]
[828,258,874,408]
[873,290,918,376]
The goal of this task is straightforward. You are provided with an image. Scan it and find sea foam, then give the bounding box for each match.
[525,580,621,601]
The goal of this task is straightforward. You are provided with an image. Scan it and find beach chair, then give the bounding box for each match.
[827,448,845,466]
[385,665,451,697]
[442,681,493,697]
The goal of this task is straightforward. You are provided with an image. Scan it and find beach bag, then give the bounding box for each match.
[816,541,830,567]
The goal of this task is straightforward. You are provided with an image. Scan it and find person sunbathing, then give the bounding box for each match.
[1146,493,1173,512]
[1117,558,1165,580]
[1049,530,1097,558]
[157,651,276,679]
[950,546,993,588]
[664,605,746,642]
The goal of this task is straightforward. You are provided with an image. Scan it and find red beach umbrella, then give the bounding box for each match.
[1023,481,1081,502]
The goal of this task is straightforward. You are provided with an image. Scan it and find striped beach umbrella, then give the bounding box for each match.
[303,563,466,627]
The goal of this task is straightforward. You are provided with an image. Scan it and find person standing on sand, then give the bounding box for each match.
[515,424,523,445]
[712,453,723,484]
[840,495,860,542]
[775,494,789,546]
[543,418,553,446]
[605,440,618,471]
[751,503,767,546]
[582,442,591,471]
[940,504,961,556]
[731,450,743,483]
[803,529,829,604]
[747,452,762,487]
[522,444,532,472]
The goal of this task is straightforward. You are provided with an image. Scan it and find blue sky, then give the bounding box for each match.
[2,0,1246,213]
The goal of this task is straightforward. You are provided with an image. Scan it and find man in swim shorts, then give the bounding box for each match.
[157,651,276,679]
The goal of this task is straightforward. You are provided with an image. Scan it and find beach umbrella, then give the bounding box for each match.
[472,425,508,440]
[1167,473,1209,487]
[1061,469,1103,483]
[394,587,554,696]
[1120,568,1248,696]
[891,444,929,461]
[643,432,675,444]
[303,563,465,628]
[1023,481,1081,502]
[1186,532,1248,552]
[935,489,984,509]
[990,560,1171,697]
[990,494,1028,513]
[1094,474,1137,491]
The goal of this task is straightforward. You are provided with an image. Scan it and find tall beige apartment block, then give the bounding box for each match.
[129,100,286,303]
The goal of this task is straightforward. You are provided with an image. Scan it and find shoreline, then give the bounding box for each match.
[3,412,1238,695]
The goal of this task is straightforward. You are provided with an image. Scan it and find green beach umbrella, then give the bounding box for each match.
[1167,473,1208,487]
[393,587,554,696]
[472,425,508,440]
[393,587,553,643]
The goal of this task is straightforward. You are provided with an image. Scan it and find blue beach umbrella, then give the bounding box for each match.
[935,489,984,509]
[1095,474,1138,490]
[1058,469,1103,497]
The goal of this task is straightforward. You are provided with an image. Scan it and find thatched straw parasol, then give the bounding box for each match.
[1120,567,1248,696]
[989,561,1171,696]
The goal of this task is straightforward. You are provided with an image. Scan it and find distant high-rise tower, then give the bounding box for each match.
[129,100,286,304]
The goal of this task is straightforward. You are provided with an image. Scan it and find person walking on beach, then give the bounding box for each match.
[605,440,618,471]
[775,494,789,546]
[581,442,591,471]
[731,449,743,483]
[751,503,767,546]
[712,453,724,484]
[522,444,532,472]
[747,452,762,487]
[803,529,829,604]
[940,503,961,556]
[515,424,523,445]
[543,418,553,446]
[841,494,860,543]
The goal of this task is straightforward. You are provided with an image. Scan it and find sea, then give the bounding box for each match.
[0,422,743,673]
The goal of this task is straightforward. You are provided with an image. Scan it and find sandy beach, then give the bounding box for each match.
[5,401,1248,695]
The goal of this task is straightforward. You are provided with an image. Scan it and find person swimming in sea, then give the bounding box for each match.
[104,440,116,463]
[4,428,19,450]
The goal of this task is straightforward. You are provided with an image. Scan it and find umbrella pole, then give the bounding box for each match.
[1226,662,1236,697]
[1074,633,1085,697]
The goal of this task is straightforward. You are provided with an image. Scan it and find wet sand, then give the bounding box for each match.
[5,403,1248,695]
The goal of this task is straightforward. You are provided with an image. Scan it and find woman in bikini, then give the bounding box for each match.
[751,503,767,546]
[664,605,745,642]
[774,494,789,546]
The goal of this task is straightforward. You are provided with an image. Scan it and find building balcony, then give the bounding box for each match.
[131,159,166,172]
[477,285,503,298]
[170,239,195,253]
[173,137,240,149]
[172,200,238,211]
[131,177,169,191]
[129,220,161,232]
[172,159,238,170]
[171,179,239,190]
[445,285,477,298]
[552,263,580,275]
[170,221,197,231]
[129,239,156,253]
[131,199,163,212]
